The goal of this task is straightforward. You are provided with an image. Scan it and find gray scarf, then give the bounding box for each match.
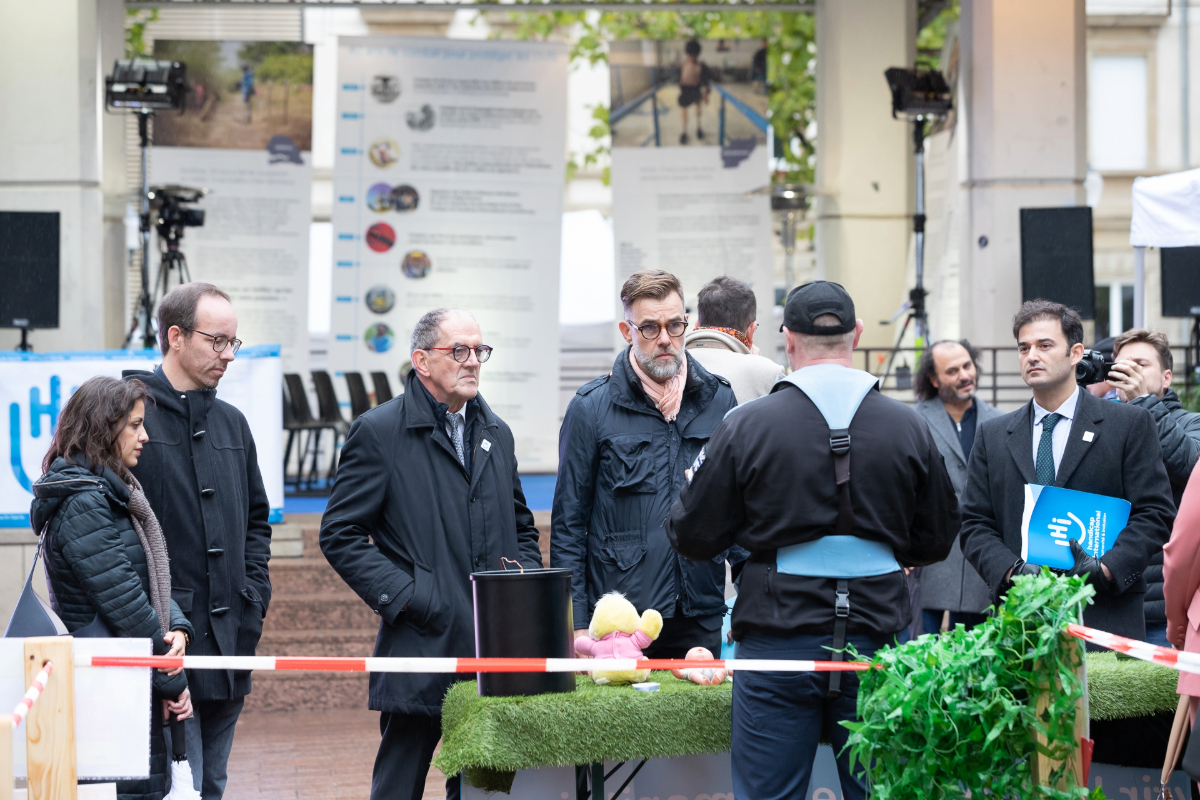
[124,474,173,637]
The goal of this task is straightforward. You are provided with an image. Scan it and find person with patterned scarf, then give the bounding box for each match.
[685,275,785,405]
[30,376,194,800]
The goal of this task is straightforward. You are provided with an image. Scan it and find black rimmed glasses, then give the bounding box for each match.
[626,317,688,340]
[427,344,493,363]
[185,328,242,354]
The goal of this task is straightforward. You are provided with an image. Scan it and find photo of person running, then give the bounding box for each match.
[678,39,712,145]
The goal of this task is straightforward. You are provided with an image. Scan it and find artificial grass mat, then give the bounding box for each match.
[1085,651,1180,721]
[435,671,731,791]
[435,656,1182,792]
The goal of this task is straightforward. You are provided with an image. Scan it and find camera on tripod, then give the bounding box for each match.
[149,185,205,245]
[1075,349,1115,386]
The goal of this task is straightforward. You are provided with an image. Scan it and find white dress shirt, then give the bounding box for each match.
[1031,386,1081,475]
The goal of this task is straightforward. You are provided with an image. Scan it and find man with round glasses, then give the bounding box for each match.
[552,269,737,658]
[122,282,272,799]
[321,307,542,800]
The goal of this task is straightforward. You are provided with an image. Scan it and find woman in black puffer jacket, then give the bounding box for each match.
[30,376,195,800]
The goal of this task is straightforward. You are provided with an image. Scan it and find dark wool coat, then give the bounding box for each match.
[31,457,195,800]
[319,369,543,716]
[961,389,1176,641]
[552,349,738,629]
[125,366,273,701]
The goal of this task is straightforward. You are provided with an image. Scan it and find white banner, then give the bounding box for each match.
[151,149,312,376]
[609,39,775,355]
[0,348,284,528]
[151,40,315,376]
[331,37,568,470]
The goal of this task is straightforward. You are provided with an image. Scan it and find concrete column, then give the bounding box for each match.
[0,0,107,351]
[958,0,1088,346]
[814,0,916,349]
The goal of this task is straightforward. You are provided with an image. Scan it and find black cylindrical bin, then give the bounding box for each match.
[471,568,575,697]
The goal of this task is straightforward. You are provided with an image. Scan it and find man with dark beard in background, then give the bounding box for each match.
[913,340,1003,635]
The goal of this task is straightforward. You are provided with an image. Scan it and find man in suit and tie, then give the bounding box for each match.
[960,300,1174,640]
[914,340,1003,633]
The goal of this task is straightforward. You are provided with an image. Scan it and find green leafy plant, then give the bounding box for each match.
[843,571,1105,799]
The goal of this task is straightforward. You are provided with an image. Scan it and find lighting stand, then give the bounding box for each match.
[878,118,933,385]
[124,110,156,350]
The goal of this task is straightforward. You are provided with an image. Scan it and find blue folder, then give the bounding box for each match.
[1021,484,1130,570]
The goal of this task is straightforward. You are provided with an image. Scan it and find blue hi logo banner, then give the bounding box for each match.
[8,375,65,493]
[0,349,286,527]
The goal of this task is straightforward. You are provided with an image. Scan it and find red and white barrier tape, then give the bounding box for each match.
[61,624,1200,679]
[75,654,872,674]
[1067,623,1200,675]
[11,661,53,728]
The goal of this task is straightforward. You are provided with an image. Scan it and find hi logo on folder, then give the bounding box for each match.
[1020,484,1130,570]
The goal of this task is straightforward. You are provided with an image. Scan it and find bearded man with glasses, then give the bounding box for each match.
[320,307,542,800]
[122,282,271,800]
[552,269,738,658]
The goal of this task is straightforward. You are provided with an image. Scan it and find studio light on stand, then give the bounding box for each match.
[880,66,952,385]
[105,58,188,349]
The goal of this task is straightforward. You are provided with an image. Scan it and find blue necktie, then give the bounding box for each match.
[1035,413,1061,486]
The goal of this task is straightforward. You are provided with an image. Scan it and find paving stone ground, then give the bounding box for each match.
[225,708,449,800]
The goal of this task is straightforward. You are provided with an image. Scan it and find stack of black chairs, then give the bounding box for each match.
[283,369,400,494]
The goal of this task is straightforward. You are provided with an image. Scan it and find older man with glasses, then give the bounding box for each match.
[552,269,738,658]
[320,307,542,800]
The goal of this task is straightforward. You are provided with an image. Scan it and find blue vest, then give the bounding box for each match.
[775,365,902,579]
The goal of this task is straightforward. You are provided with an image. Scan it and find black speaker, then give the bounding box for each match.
[0,211,60,329]
[1161,247,1200,317]
[1019,207,1095,319]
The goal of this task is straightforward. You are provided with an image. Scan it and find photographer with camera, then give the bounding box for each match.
[960,301,1174,641]
[1105,329,1200,646]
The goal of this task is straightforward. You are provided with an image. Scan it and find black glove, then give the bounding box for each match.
[999,559,1041,598]
[1065,539,1114,592]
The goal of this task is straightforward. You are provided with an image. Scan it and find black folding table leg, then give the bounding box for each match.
[576,764,589,800]
[591,762,604,800]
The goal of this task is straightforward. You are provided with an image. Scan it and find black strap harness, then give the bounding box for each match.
[827,427,853,698]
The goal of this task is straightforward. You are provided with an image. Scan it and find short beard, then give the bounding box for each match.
[634,342,682,382]
[938,380,973,405]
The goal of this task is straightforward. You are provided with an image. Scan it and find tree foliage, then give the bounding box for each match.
[844,571,1107,800]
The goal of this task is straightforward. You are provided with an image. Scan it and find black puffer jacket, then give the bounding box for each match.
[31,458,194,800]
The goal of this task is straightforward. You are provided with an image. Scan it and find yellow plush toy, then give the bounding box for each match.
[574,592,663,686]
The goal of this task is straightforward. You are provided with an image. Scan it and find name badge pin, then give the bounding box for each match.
[481,440,492,452]
[1082,431,1095,443]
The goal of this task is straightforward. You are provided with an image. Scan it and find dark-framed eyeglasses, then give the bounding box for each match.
[626,317,688,340]
[185,328,242,354]
[427,344,493,363]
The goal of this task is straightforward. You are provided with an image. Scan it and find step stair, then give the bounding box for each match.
[245,511,551,712]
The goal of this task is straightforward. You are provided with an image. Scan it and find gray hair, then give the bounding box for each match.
[793,313,855,356]
[409,308,476,354]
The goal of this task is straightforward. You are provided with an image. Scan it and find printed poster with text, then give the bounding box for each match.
[609,39,775,355]
[151,41,313,376]
[332,37,567,470]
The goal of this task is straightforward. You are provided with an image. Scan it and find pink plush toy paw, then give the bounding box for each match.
[670,646,727,686]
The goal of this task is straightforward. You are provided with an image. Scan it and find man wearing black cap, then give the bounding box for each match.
[666,282,960,800]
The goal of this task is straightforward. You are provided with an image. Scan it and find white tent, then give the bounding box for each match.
[1128,168,1200,327]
